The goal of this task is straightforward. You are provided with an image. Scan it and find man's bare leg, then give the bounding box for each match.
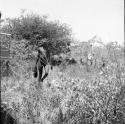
[38,65,43,88]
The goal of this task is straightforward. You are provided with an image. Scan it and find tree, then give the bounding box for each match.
[1,13,72,56]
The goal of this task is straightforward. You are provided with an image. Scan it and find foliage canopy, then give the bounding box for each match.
[2,13,72,56]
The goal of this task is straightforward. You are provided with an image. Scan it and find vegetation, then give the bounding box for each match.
[1,12,125,124]
[1,12,72,56]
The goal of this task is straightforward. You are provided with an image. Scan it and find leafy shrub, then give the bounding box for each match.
[2,13,72,56]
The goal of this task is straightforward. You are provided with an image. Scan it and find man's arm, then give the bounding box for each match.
[35,53,39,66]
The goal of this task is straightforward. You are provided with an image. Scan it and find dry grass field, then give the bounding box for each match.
[1,57,125,124]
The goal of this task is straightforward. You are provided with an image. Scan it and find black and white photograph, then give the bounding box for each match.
[0,0,124,124]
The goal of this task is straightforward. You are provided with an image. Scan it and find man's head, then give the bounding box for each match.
[38,39,47,46]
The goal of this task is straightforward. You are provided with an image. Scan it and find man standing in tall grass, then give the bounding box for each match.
[33,39,52,87]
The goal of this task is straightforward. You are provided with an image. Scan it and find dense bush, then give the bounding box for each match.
[1,13,72,56]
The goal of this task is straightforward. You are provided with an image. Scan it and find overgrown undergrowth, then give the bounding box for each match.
[1,65,125,124]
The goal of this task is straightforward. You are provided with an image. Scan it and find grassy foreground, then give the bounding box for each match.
[1,64,125,124]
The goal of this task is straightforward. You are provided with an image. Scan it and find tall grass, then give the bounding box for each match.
[1,60,125,124]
